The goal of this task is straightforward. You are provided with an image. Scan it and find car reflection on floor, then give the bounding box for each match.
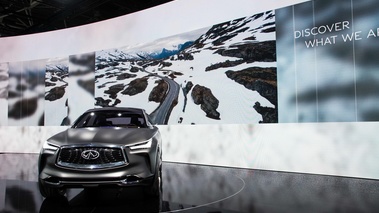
[39,187,163,213]
[3,153,379,213]
[0,154,245,213]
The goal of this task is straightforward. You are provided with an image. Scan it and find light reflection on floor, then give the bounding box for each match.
[1,153,379,213]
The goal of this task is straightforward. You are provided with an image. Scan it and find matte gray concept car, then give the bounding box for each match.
[38,107,162,198]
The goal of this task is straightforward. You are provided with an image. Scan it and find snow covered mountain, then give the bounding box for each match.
[97,41,194,61]
[95,10,277,125]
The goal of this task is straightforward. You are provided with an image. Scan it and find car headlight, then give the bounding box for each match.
[41,141,59,153]
[129,139,152,150]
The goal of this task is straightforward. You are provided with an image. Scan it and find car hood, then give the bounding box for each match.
[47,127,158,146]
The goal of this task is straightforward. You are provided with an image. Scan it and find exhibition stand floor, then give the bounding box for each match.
[0,153,378,212]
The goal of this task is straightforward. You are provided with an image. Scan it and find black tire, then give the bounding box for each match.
[39,179,66,198]
[144,153,162,197]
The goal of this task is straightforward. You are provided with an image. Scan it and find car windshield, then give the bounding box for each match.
[73,111,147,128]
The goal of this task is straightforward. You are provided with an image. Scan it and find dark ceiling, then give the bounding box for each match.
[0,0,173,37]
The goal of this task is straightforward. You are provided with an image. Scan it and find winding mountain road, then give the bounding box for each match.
[142,69,180,124]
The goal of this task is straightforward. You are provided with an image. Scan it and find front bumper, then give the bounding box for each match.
[40,173,154,188]
[39,146,157,188]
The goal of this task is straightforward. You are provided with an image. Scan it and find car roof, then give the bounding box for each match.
[84,107,145,114]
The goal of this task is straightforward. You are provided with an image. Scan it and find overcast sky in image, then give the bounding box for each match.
[0,0,309,63]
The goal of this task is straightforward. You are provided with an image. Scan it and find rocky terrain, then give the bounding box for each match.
[191,84,220,120]
[121,77,149,96]
[225,67,277,105]
[44,59,69,126]
[149,79,168,103]
[45,64,68,102]
[225,67,277,122]
[94,10,277,124]
[215,41,276,62]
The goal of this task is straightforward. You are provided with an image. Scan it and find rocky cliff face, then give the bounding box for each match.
[205,60,245,71]
[45,86,66,101]
[121,77,148,96]
[149,80,168,103]
[214,41,276,62]
[225,67,277,106]
[226,67,277,123]
[253,102,277,123]
[95,97,112,107]
[183,81,193,96]
[191,84,220,120]
[104,83,125,99]
[116,73,137,80]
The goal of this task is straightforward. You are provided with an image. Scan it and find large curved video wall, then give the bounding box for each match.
[1,0,379,180]
[1,6,281,126]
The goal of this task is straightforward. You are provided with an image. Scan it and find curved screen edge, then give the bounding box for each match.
[0,0,309,63]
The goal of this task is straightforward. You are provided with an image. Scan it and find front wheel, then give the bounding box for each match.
[38,179,66,198]
[144,153,162,197]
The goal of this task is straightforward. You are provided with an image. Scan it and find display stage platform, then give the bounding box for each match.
[0,153,378,212]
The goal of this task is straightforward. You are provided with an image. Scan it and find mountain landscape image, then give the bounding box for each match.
[95,10,278,125]
[44,57,69,126]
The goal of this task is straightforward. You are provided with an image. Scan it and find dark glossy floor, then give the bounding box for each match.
[1,153,379,213]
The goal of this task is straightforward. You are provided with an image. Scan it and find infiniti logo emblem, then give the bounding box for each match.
[81,150,100,160]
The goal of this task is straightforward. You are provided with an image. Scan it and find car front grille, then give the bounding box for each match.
[57,146,127,169]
